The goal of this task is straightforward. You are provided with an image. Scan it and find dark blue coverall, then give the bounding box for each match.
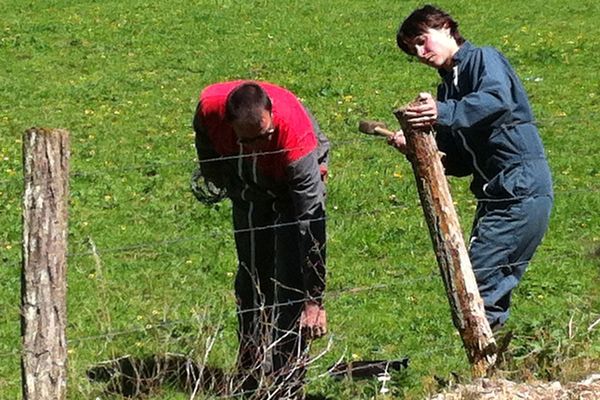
[435,41,553,329]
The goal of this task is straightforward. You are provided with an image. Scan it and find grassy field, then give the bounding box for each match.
[1,0,599,398]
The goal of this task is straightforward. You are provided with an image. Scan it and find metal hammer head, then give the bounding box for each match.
[358,120,388,135]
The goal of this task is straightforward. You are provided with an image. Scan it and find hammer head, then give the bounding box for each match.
[358,120,389,135]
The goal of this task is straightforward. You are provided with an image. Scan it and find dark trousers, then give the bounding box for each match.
[232,198,307,397]
[469,195,553,328]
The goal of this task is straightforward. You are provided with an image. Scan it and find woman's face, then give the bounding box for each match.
[411,27,459,70]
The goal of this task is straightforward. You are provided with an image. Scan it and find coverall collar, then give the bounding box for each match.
[438,40,474,79]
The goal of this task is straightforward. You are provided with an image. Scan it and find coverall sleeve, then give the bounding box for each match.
[286,151,327,305]
[193,101,228,189]
[302,104,330,175]
[436,49,514,130]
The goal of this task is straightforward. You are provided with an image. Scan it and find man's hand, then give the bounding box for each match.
[319,163,329,184]
[300,302,327,340]
[200,162,227,190]
[403,92,438,130]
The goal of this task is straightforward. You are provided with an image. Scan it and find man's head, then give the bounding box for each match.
[225,82,274,146]
[396,5,465,68]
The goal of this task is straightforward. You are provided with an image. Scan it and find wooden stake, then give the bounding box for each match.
[21,127,70,400]
[393,109,496,377]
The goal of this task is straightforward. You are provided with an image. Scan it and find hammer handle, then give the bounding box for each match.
[372,126,396,139]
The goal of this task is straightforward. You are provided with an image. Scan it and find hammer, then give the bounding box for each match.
[358,120,397,139]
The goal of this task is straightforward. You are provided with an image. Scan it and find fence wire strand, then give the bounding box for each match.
[0,119,599,185]
[1,182,598,258]
[4,122,599,397]
[0,251,576,359]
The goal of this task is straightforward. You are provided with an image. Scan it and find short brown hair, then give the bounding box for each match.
[396,5,465,55]
[225,82,272,124]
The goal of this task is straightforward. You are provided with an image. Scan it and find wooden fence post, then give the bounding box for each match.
[393,109,496,377]
[21,128,70,400]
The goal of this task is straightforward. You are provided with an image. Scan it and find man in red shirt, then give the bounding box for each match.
[193,81,328,398]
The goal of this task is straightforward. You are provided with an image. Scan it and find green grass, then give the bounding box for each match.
[1,0,599,398]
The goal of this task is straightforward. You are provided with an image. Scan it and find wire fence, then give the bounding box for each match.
[0,331,464,399]
[0,251,580,358]
[1,189,592,269]
[4,127,599,397]
[0,112,599,187]
[0,136,379,186]
[1,132,598,244]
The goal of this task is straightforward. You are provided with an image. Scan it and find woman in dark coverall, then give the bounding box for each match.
[390,5,553,331]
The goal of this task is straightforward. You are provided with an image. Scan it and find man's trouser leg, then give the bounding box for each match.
[232,199,276,393]
[271,216,307,399]
[469,195,552,328]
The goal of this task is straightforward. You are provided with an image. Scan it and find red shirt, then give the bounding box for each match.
[197,80,318,180]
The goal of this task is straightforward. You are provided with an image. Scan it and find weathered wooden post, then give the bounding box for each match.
[393,107,496,377]
[22,128,70,400]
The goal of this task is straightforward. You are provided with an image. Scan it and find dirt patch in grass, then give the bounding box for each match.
[428,374,600,399]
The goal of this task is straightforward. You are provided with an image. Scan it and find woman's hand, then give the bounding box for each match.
[404,92,438,130]
[387,130,408,154]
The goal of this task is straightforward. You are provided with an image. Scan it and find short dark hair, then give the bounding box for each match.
[225,82,272,124]
[396,5,465,55]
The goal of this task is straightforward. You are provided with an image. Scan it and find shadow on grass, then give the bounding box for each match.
[87,353,225,398]
[87,353,335,399]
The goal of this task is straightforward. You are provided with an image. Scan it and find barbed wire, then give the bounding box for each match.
[0,252,576,359]
[3,125,599,395]
[0,336,467,400]
[2,254,594,400]
[0,136,371,186]
[0,183,600,257]
[2,200,411,262]
[0,349,19,359]
[1,182,596,270]
[7,302,581,398]
[0,281,411,359]
[2,228,581,284]
[1,122,599,186]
